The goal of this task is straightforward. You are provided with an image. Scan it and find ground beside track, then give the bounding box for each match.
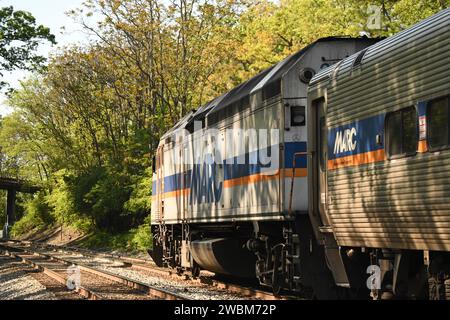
[0,255,57,300]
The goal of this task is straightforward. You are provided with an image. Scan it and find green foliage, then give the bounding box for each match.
[81,230,132,250]
[124,168,152,217]
[1,0,448,244]
[0,6,56,88]
[83,168,132,231]
[10,192,52,237]
[130,214,153,252]
[46,168,130,232]
[0,110,50,180]
[130,224,152,252]
[69,216,95,234]
[46,170,94,231]
[0,190,6,226]
[80,217,152,253]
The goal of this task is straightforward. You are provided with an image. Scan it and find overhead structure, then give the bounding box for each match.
[0,176,40,239]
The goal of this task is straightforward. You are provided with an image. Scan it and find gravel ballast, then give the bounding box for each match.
[0,255,56,300]
[49,251,252,300]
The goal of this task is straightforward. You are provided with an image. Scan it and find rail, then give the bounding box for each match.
[1,240,296,300]
[0,242,186,300]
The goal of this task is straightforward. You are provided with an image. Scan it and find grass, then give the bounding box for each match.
[77,224,152,254]
[9,191,152,254]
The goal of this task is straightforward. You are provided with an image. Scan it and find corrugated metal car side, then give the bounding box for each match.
[328,28,450,126]
[325,10,450,251]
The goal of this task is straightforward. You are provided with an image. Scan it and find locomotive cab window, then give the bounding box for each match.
[427,96,450,150]
[291,106,306,126]
[386,107,418,158]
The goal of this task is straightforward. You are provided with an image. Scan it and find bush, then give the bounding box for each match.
[70,216,95,233]
[11,192,53,237]
[47,170,95,232]
[124,168,152,222]
[79,216,152,253]
[130,220,152,251]
[0,190,6,226]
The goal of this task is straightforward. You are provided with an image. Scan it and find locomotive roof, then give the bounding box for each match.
[309,8,450,87]
[204,42,313,116]
[208,65,275,114]
[202,36,373,117]
[160,110,195,140]
[161,36,379,141]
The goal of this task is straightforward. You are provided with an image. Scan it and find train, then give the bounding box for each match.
[150,8,450,299]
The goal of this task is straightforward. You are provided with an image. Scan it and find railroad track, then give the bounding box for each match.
[0,242,185,300]
[50,247,294,300]
[1,240,298,300]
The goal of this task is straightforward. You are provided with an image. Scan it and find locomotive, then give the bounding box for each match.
[151,8,450,299]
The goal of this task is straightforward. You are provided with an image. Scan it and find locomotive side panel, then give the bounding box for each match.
[152,38,381,226]
[324,9,450,251]
[151,148,162,222]
[185,98,283,223]
[160,141,186,224]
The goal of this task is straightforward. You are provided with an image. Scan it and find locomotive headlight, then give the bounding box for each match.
[299,67,316,84]
[293,114,305,124]
[291,106,306,127]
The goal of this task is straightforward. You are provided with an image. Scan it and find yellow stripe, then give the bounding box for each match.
[223,170,280,188]
[282,168,308,178]
[418,140,428,153]
[328,149,386,170]
[152,168,308,197]
[223,169,307,188]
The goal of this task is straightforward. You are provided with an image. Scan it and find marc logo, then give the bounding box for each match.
[333,128,357,155]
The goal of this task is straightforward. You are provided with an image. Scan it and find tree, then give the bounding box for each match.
[0,6,56,88]
[3,0,449,237]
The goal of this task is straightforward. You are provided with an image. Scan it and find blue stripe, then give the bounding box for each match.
[223,145,279,180]
[328,114,385,160]
[153,142,308,195]
[284,142,307,168]
[418,101,427,117]
[163,171,192,193]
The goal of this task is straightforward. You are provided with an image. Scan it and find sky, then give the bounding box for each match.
[0,0,94,116]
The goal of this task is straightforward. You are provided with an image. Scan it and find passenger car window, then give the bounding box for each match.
[387,112,402,156]
[428,96,449,150]
[386,107,418,158]
[403,108,418,154]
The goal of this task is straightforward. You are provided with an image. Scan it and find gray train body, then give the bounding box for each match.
[308,8,450,299]
[150,7,450,300]
[151,37,377,295]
